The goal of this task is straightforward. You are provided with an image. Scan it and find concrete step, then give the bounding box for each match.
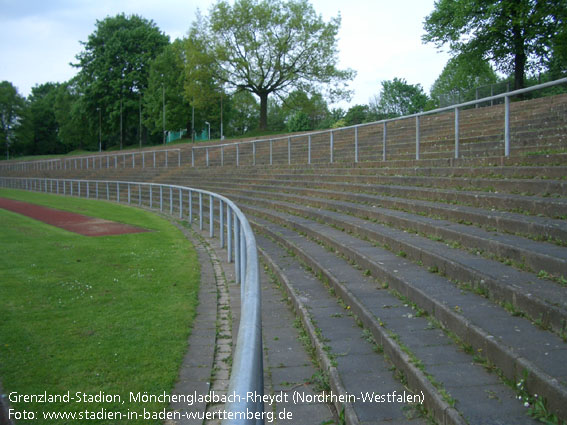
[254,216,545,425]
[181,164,567,180]
[195,173,567,197]
[188,184,567,310]
[163,175,567,245]
[258,234,428,425]
[242,205,567,422]
[218,185,566,276]
[188,176,567,219]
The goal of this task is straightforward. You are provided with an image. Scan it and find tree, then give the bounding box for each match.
[74,14,169,149]
[145,40,192,142]
[184,24,227,140]
[423,0,565,90]
[430,54,499,107]
[283,90,329,130]
[546,9,567,80]
[226,91,259,135]
[0,81,28,159]
[54,79,97,152]
[372,78,428,118]
[344,104,371,126]
[193,0,354,130]
[28,83,62,155]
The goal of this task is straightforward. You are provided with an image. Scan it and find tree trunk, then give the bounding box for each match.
[513,44,526,91]
[512,10,526,91]
[259,92,268,131]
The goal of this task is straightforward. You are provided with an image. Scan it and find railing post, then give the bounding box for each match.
[308,135,311,164]
[227,206,232,262]
[165,150,168,168]
[86,181,89,198]
[234,217,240,284]
[330,131,334,163]
[269,140,273,165]
[96,182,98,199]
[178,150,181,167]
[415,116,420,160]
[143,152,145,168]
[128,184,131,205]
[106,182,109,200]
[221,146,224,167]
[189,190,193,224]
[504,95,510,157]
[179,189,183,218]
[454,107,460,159]
[153,151,156,168]
[192,148,195,167]
[132,153,135,168]
[206,148,209,167]
[253,142,256,166]
[354,126,359,163]
[383,122,387,161]
[209,195,214,237]
[139,184,142,206]
[199,192,203,230]
[149,185,153,208]
[160,185,163,212]
[288,137,291,165]
[236,144,240,167]
[240,225,246,298]
[169,187,173,215]
[220,200,224,248]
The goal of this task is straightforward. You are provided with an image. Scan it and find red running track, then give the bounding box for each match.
[0,197,150,237]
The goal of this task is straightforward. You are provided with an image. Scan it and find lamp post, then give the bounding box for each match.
[120,97,123,150]
[97,107,102,152]
[162,74,166,145]
[205,121,211,140]
[191,104,195,142]
[220,90,224,140]
[139,92,142,148]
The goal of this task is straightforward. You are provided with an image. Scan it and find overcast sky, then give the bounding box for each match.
[0,0,451,108]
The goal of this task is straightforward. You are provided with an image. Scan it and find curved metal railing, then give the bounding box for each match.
[0,176,264,425]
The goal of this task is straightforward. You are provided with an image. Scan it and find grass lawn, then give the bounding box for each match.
[0,189,200,424]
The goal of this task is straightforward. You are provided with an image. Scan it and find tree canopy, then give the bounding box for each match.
[74,14,169,149]
[0,81,28,158]
[371,78,429,118]
[429,54,499,107]
[423,0,565,90]
[191,0,354,130]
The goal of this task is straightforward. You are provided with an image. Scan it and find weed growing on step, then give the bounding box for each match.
[516,373,564,425]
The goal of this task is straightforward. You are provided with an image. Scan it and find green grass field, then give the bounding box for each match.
[0,189,200,424]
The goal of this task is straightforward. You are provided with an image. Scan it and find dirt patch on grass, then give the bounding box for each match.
[0,197,150,237]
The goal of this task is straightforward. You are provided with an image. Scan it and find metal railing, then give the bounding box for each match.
[1,149,181,172]
[0,176,264,425]
[190,77,567,165]
[2,77,566,173]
